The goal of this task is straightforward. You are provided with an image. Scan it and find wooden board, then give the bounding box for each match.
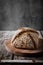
[0,31,13,60]
[0,31,43,63]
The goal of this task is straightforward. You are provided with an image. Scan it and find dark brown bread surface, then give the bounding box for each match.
[11,27,39,50]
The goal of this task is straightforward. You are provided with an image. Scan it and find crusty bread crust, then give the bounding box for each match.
[11,27,38,43]
[11,27,40,50]
[4,27,43,54]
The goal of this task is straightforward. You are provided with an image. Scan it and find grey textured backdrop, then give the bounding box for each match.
[0,0,43,30]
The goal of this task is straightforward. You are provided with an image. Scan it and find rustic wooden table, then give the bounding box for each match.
[0,31,43,63]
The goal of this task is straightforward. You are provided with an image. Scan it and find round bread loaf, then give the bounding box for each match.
[11,27,43,50]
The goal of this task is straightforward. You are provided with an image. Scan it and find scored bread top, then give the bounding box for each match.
[11,27,38,43]
[11,27,40,50]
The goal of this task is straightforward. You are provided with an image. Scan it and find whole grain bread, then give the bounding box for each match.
[11,27,43,50]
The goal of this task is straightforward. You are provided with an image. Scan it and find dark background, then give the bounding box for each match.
[0,0,43,30]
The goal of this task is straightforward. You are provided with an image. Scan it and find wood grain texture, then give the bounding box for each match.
[0,31,43,63]
[0,31,14,60]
